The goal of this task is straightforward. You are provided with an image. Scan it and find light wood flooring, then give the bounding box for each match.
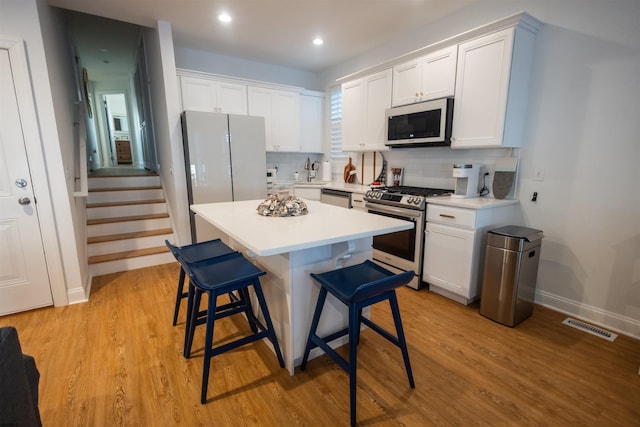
[2,263,639,426]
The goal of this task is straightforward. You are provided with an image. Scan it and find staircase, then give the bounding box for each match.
[87,173,175,276]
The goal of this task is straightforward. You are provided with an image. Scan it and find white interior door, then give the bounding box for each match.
[0,47,53,315]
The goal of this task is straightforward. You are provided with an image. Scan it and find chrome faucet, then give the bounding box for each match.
[304,157,315,182]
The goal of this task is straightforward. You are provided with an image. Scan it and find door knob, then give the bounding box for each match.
[18,197,31,205]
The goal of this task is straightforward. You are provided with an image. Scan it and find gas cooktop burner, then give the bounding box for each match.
[384,186,452,197]
[364,186,452,210]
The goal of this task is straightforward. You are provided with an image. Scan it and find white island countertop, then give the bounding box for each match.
[191,199,412,257]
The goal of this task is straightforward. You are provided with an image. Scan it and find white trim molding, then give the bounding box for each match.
[536,289,640,340]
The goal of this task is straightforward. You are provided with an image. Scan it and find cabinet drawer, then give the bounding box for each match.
[427,204,476,228]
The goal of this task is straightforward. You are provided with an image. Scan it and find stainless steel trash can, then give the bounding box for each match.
[479,225,544,327]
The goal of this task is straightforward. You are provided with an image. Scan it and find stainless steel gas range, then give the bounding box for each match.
[364,186,451,289]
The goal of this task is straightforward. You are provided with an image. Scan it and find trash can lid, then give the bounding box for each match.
[489,225,544,242]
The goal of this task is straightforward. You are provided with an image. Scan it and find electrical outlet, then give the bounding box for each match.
[533,168,545,181]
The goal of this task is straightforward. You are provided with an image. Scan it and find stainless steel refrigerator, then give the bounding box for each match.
[181,110,267,243]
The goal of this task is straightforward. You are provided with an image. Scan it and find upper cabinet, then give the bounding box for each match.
[391,45,457,107]
[248,86,301,152]
[299,91,324,153]
[341,68,392,152]
[451,25,537,148]
[180,76,247,115]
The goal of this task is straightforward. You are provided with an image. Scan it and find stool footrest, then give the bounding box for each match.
[360,317,400,347]
[311,335,349,373]
[210,330,270,358]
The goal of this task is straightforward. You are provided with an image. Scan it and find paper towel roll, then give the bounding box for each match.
[321,161,332,182]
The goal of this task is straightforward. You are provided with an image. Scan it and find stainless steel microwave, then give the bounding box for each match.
[385,97,453,147]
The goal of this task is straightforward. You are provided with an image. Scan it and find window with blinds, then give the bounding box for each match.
[329,86,345,161]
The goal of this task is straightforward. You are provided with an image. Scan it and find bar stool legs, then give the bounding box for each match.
[301,261,415,426]
[181,253,284,404]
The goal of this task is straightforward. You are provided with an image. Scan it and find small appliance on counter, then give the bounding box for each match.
[452,164,479,198]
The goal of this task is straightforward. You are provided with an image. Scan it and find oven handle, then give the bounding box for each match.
[365,203,423,220]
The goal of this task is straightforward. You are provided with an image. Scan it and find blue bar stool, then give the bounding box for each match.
[165,239,236,326]
[181,252,285,404]
[301,260,415,426]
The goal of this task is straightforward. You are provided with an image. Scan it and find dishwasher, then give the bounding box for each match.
[320,188,351,208]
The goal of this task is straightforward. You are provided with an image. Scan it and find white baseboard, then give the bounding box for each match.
[535,289,640,340]
[67,285,88,305]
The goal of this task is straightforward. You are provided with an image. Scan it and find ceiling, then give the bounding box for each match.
[50,0,477,80]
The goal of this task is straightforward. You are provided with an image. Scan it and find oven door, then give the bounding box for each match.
[366,202,424,289]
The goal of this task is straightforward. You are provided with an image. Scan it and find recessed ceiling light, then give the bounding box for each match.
[218,13,232,23]
[313,37,323,46]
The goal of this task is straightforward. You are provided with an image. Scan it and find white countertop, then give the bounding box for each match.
[426,195,519,209]
[322,181,371,194]
[191,199,412,256]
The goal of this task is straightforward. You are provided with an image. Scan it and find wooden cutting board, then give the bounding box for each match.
[343,157,356,183]
[355,152,383,185]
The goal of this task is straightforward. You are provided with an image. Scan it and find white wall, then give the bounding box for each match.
[319,0,640,336]
[0,0,85,304]
[143,21,191,246]
[175,46,321,91]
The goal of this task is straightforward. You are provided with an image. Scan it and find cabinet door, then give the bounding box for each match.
[363,68,392,151]
[451,29,514,148]
[248,87,274,149]
[248,87,300,152]
[420,45,457,100]
[300,94,323,153]
[217,81,248,115]
[341,78,365,151]
[392,59,420,106]
[274,90,300,152]
[423,222,475,297]
[180,77,218,112]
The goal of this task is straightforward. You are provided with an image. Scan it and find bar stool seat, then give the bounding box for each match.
[166,239,236,326]
[301,260,415,426]
[182,252,284,404]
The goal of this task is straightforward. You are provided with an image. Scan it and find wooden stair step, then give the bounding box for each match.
[89,173,159,178]
[87,228,173,244]
[88,186,162,192]
[87,213,169,225]
[88,246,170,264]
[87,199,165,209]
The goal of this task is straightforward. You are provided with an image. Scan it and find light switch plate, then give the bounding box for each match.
[533,168,545,181]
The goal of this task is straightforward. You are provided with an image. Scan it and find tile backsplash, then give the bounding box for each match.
[268,147,518,198]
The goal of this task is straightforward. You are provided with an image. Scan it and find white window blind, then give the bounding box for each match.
[329,86,345,161]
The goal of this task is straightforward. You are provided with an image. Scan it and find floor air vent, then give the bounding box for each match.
[562,317,617,342]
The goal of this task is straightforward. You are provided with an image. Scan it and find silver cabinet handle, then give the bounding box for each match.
[18,197,31,205]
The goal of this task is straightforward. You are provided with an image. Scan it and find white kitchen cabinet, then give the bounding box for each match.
[341,69,392,152]
[392,45,457,107]
[451,25,537,148]
[423,202,516,305]
[180,76,247,115]
[299,92,324,153]
[248,86,300,152]
[350,191,367,211]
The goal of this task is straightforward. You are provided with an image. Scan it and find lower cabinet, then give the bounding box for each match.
[351,191,367,211]
[294,186,321,201]
[422,202,516,305]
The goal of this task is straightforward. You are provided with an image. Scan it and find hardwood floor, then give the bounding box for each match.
[2,263,639,426]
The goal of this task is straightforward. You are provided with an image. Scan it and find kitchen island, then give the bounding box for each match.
[190,199,412,375]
